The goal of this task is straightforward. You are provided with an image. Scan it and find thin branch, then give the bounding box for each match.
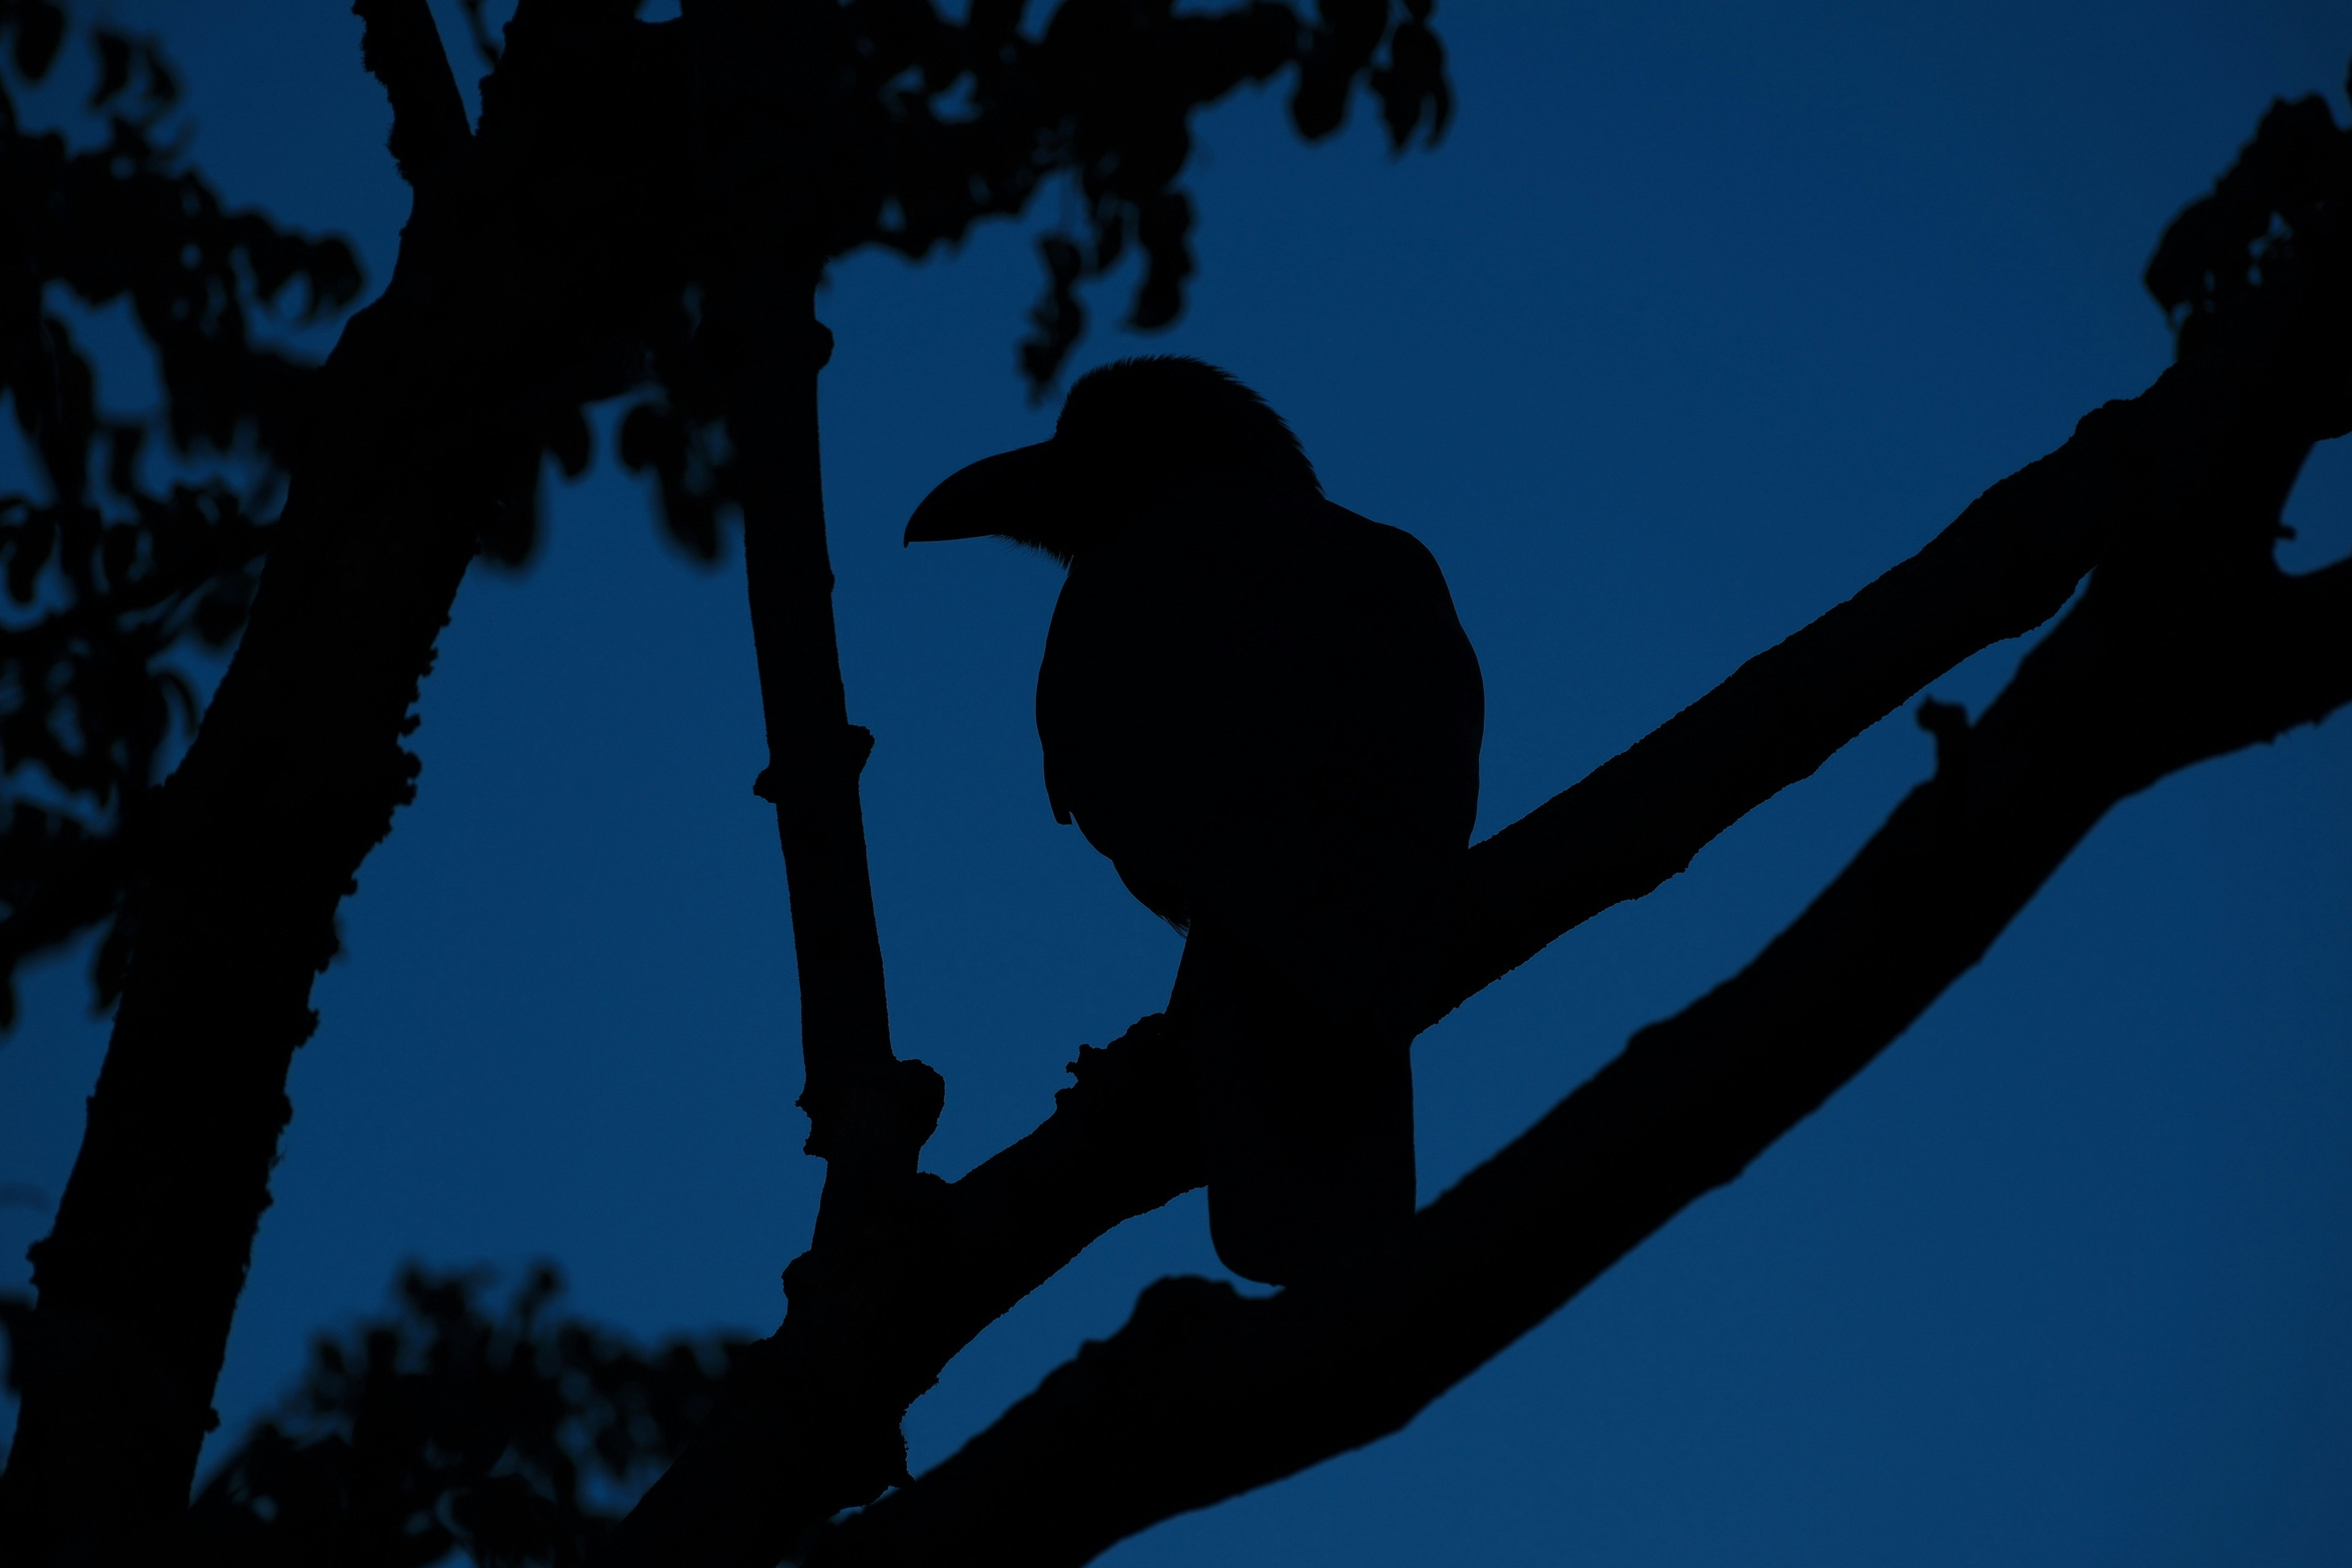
[684,0,934,1184]
[812,537,2352,1568]
[590,15,949,1568]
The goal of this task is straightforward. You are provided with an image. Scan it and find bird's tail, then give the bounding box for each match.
[1174,927,1416,1288]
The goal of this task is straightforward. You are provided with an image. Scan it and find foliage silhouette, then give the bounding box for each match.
[0,1,361,1022]
[0,1,1457,1561]
[176,1267,747,1568]
[0,2,2344,1566]
[0,0,1445,1006]
[1,1267,748,1562]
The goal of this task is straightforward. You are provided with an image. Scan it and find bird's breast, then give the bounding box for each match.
[1036,491,1483,1009]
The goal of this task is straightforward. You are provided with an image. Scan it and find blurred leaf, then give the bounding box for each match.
[179,1266,749,1568]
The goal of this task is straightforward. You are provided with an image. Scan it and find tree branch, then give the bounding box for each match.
[588,13,954,1568]
[620,45,2352,1568]
[352,0,471,189]
[685,0,938,1191]
[0,284,483,1568]
[812,530,2352,1568]
[1435,390,2141,1012]
[0,10,692,1560]
[603,325,2320,1567]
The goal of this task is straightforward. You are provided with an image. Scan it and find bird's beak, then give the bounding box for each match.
[904,440,1061,546]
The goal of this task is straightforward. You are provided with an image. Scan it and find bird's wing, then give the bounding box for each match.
[1038,489,1482,1020]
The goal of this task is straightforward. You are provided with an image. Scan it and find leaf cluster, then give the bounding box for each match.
[160,1267,743,1568]
[0,0,1449,1011]
[2146,67,2352,441]
[617,0,1450,557]
[0,0,361,1022]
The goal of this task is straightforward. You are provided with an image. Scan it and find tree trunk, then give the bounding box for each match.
[0,294,482,1562]
[0,4,687,1554]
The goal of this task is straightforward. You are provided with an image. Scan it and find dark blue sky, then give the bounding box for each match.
[4,2,2350,1563]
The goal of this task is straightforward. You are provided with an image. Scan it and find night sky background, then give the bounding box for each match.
[5,2,2351,1563]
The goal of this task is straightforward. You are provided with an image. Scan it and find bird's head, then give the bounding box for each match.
[903,356,1321,564]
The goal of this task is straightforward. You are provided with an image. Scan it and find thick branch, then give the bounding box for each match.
[587,14,951,1568]
[622,53,2352,1567]
[352,0,472,189]
[0,285,480,1568]
[604,341,2304,1568]
[1432,353,2268,1017]
[814,539,2352,1568]
[0,10,689,1561]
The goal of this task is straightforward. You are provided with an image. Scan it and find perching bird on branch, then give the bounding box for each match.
[906,356,1484,1286]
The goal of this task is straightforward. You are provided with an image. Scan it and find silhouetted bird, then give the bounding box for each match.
[906,357,1483,1285]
